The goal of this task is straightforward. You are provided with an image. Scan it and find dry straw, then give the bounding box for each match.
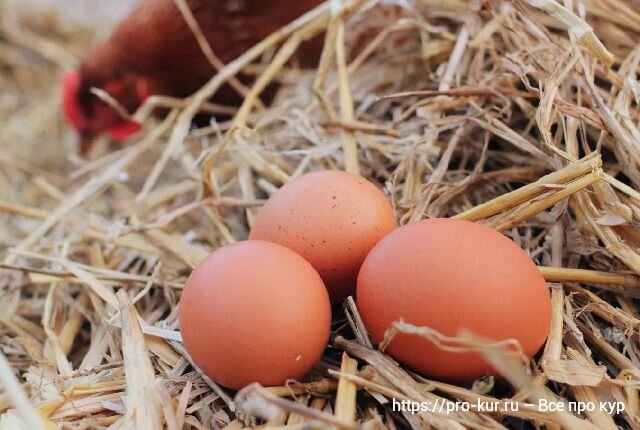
[2,0,640,428]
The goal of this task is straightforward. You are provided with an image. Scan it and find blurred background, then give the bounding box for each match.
[1,0,138,246]
[6,0,134,26]
[1,0,133,171]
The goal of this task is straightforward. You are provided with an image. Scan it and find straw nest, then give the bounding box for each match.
[2,0,640,429]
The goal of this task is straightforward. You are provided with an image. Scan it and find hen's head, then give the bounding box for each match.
[61,70,151,154]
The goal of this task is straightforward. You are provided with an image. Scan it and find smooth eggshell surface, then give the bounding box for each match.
[179,240,331,390]
[357,218,551,382]
[250,170,396,302]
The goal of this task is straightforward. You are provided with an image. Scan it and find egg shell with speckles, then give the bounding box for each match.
[357,218,552,382]
[179,240,331,390]
[249,170,397,302]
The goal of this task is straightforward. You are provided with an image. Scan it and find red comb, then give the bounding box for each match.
[61,71,88,130]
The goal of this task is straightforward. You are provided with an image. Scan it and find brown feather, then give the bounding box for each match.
[78,0,324,115]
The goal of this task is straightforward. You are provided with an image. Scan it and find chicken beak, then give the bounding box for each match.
[79,130,97,155]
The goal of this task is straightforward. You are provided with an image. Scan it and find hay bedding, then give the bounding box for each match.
[2,0,640,428]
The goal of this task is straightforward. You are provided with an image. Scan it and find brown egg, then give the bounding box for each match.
[179,240,331,390]
[250,170,396,302]
[357,218,551,382]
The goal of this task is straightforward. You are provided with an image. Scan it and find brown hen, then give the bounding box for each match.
[62,0,324,152]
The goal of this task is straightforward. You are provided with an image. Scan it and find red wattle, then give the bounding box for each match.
[107,120,142,141]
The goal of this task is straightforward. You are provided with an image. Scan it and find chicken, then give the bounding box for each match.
[62,0,324,153]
